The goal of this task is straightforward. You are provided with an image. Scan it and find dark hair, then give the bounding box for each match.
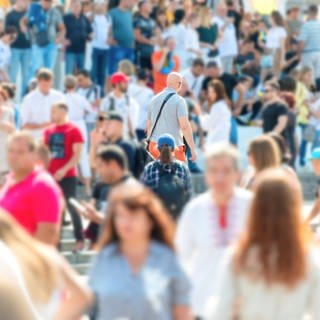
[263,73,275,83]
[206,60,219,69]
[159,145,172,164]
[192,58,205,68]
[77,69,91,78]
[280,92,296,109]
[279,76,297,93]
[0,26,17,38]
[137,68,148,81]
[37,68,53,81]
[268,132,291,164]
[208,79,228,102]
[52,102,69,112]
[173,9,185,24]
[97,145,128,170]
[0,83,15,99]
[266,81,280,92]
[271,10,284,27]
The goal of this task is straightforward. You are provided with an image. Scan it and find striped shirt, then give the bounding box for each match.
[299,20,320,52]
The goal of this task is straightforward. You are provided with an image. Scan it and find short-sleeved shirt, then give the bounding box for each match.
[44,123,84,178]
[147,88,188,146]
[133,13,156,57]
[109,7,134,48]
[299,20,320,53]
[0,169,62,235]
[262,102,288,134]
[89,241,190,320]
[63,13,92,53]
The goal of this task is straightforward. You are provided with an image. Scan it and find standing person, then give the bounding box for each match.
[108,0,135,75]
[299,5,320,82]
[175,144,252,319]
[129,68,154,141]
[64,75,92,196]
[91,0,112,90]
[147,72,197,162]
[285,5,302,40]
[5,0,31,94]
[20,68,65,140]
[22,0,65,75]
[200,79,231,149]
[43,102,85,251]
[89,183,193,320]
[0,132,62,245]
[133,0,156,71]
[214,3,238,74]
[205,169,320,320]
[152,36,180,94]
[141,133,192,219]
[64,0,92,75]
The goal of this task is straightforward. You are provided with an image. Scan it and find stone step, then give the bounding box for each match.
[62,251,96,265]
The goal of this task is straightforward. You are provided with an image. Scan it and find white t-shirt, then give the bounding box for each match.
[65,92,92,122]
[266,26,287,50]
[92,14,112,50]
[128,83,154,130]
[185,26,201,65]
[214,16,238,57]
[0,39,11,71]
[0,106,14,173]
[20,88,65,140]
[77,85,101,123]
[181,68,204,100]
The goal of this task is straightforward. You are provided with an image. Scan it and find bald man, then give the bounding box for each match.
[146,72,197,162]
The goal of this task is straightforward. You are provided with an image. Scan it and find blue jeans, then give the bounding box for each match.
[65,52,85,75]
[109,46,134,75]
[91,48,109,89]
[9,48,31,95]
[299,123,309,165]
[230,116,238,146]
[31,43,58,77]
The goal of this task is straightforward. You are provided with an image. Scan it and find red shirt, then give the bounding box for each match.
[44,123,84,178]
[0,169,63,235]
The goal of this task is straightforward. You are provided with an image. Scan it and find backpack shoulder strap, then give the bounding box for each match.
[109,95,115,111]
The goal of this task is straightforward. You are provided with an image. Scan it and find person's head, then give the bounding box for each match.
[268,132,291,165]
[270,10,284,27]
[15,0,29,10]
[50,102,69,124]
[7,132,37,175]
[206,61,220,78]
[166,72,183,91]
[237,75,253,90]
[97,184,175,249]
[233,169,308,288]
[191,58,205,77]
[263,81,280,102]
[37,68,53,94]
[70,0,82,16]
[118,0,134,10]
[173,8,185,24]
[187,12,200,29]
[93,0,107,15]
[248,135,281,173]
[0,88,8,105]
[163,36,176,52]
[287,6,299,20]
[28,78,38,93]
[76,69,91,88]
[138,0,152,16]
[198,6,212,28]
[118,60,135,77]
[279,76,297,93]
[157,133,175,164]
[299,66,313,87]
[205,144,240,197]
[307,4,318,19]
[241,38,255,53]
[95,145,128,184]
[110,72,129,93]
[0,26,17,45]
[1,82,16,101]
[207,79,227,103]
[96,111,109,130]
[35,143,50,169]
[216,2,228,18]
[40,0,53,10]
[104,112,124,142]
[156,8,169,28]
[136,68,148,84]
[309,148,320,175]
[64,74,77,91]
[280,91,296,109]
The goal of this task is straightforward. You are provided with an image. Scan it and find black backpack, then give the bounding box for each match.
[154,162,188,220]
[133,141,149,178]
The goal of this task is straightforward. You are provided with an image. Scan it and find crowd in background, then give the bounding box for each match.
[1,0,320,319]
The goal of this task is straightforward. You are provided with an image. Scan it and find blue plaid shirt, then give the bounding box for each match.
[141,160,193,200]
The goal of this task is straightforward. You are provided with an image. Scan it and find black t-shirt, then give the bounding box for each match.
[116,139,136,174]
[5,9,31,49]
[262,102,288,134]
[227,9,242,39]
[202,73,238,100]
[63,13,92,53]
[283,50,300,74]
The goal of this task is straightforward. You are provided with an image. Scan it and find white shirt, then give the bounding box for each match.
[0,39,11,71]
[266,26,287,50]
[128,83,154,130]
[186,26,201,64]
[175,189,252,317]
[181,68,204,100]
[214,16,238,57]
[77,85,101,123]
[205,248,320,320]
[200,100,231,149]
[92,14,112,49]
[20,88,65,140]
[65,92,92,122]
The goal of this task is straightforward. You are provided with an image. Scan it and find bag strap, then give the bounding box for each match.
[147,92,175,141]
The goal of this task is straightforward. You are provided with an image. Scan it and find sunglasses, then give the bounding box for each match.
[98,116,108,121]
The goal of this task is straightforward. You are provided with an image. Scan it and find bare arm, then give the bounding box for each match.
[153,49,169,72]
[0,121,15,134]
[34,223,60,246]
[179,116,197,161]
[146,119,152,137]
[22,122,51,130]
[273,115,288,134]
[173,306,193,320]
[134,29,153,45]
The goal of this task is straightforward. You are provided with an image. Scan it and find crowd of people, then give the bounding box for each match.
[1,0,320,319]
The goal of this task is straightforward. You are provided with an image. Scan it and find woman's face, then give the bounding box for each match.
[303,71,313,85]
[114,203,153,243]
[157,13,167,25]
[208,86,217,102]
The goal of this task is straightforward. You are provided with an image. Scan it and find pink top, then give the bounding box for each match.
[0,169,63,235]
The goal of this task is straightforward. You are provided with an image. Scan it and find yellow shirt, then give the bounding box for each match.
[295,82,310,125]
[251,0,278,15]
[0,0,11,10]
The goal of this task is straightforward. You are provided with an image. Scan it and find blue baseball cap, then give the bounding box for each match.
[309,148,320,160]
[157,134,175,149]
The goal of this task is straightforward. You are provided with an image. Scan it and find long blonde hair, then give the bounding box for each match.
[198,7,212,28]
[0,211,57,303]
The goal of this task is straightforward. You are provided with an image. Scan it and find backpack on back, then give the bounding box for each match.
[154,162,188,220]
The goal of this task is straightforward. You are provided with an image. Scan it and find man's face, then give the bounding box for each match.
[264,85,277,101]
[192,65,204,77]
[76,74,90,88]
[105,120,123,140]
[207,66,220,78]
[141,1,152,15]
[38,79,52,94]
[205,156,238,196]
[71,1,82,15]
[119,82,128,93]
[7,139,35,173]
[51,106,65,124]
[95,158,113,183]
[41,0,52,10]
[16,0,29,10]
[167,38,176,52]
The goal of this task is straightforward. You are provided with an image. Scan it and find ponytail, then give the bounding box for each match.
[159,145,172,164]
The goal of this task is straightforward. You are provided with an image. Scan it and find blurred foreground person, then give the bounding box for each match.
[205,169,320,319]
[0,211,93,320]
[0,132,62,245]
[175,144,252,319]
[89,184,192,320]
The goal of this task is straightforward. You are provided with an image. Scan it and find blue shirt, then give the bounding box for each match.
[299,20,320,52]
[89,241,190,320]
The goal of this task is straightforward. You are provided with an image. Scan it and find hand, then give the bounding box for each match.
[63,39,71,46]
[42,122,51,129]
[81,201,104,223]
[54,168,67,181]
[189,149,197,162]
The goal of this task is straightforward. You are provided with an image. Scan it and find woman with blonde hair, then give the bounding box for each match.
[206,169,320,319]
[0,210,93,320]
[89,183,192,320]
